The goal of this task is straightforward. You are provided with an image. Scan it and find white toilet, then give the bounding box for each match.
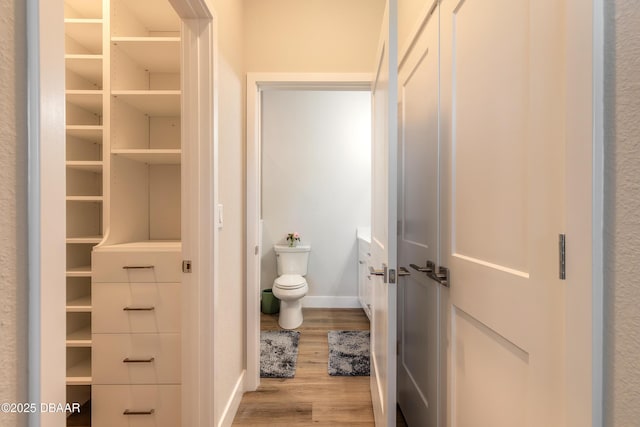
[272,244,311,329]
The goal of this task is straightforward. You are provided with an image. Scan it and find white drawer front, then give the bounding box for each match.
[93,334,180,385]
[93,283,180,334]
[93,251,181,283]
[92,385,180,427]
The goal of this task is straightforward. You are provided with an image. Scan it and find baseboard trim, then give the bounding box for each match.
[218,369,245,427]
[302,296,361,308]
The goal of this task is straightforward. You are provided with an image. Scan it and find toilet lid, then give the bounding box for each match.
[274,274,307,289]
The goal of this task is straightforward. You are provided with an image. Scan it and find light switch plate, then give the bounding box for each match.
[217,203,223,228]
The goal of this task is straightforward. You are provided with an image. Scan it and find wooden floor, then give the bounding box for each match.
[233,308,408,426]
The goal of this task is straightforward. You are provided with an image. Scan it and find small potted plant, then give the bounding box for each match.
[286,232,301,247]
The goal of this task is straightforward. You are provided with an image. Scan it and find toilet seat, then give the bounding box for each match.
[274,274,307,290]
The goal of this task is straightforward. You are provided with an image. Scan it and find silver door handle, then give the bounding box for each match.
[122,265,155,269]
[369,265,388,282]
[410,263,433,273]
[398,267,411,277]
[426,260,450,287]
[123,306,155,311]
[369,266,385,276]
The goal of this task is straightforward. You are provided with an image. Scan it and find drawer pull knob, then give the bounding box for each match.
[123,306,155,311]
[123,357,155,363]
[122,265,155,269]
[123,409,155,415]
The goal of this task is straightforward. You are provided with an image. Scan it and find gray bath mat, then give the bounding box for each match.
[328,330,370,376]
[260,330,300,378]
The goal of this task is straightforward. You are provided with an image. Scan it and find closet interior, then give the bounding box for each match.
[64,0,182,425]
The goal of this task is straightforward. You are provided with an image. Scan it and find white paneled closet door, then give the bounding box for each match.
[397,2,443,426]
[440,0,567,425]
[370,1,399,426]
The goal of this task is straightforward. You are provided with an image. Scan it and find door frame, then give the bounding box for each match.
[396,0,605,425]
[245,73,371,390]
[27,0,218,425]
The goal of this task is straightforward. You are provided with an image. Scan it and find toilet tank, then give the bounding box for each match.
[274,245,311,276]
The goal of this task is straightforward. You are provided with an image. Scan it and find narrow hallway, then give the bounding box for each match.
[233,308,408,426]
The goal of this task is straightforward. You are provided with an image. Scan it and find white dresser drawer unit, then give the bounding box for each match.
[93,244,181,283]
[92,282,180,334]
[93,333,180,385]
[92,385,180,427]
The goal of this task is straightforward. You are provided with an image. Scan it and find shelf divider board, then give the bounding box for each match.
[112,149,181,164]
[66,125,103,143]
[66,266,92,277]
[66,195,104,202]
[66,357,92,385]
[66,295,92,312]
[66,235,103,244]
[112,90,181,116]
[66,326,92,347]
[66,161,103,172]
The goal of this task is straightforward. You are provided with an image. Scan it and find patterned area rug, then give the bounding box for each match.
[328,330,370,376]
[260,330,300,378]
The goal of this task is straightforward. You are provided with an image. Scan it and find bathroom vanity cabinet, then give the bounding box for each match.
[64,0,182,424]
[357,228,372,320]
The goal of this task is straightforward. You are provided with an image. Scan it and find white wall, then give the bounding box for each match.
[244,0,385,73]
[604,0,640,424]
[0,0,27,426]
[260,90,371,306]
[398,0,429,51]
[209,0,247,425]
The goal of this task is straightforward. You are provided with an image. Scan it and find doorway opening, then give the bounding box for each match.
[246,74,372,389]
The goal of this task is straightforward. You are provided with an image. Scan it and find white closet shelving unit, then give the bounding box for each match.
[64,0,182,423]
[91,1,182,425]
[64,0,105,423]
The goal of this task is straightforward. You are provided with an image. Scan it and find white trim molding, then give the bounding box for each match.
[177,4,218,427]
[27,0,66,425]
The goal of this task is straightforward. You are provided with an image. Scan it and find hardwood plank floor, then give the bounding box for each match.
[233,308,408,426]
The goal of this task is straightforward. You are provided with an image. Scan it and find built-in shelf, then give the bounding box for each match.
[67,326,92,347]
[112,149,181,164]
[65,54,103,85]
[66,90,103,113]
[66,266,92,277]
[112,90,180,116]
[66,161,103,172]
[64,19,103,54]
[66,295,92,312]
[111,37,180,72]
[66,358,92,385]
[66,235,103,244]
[66,125,103,143]
[96,240,181,252]
[66,195,103,202]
